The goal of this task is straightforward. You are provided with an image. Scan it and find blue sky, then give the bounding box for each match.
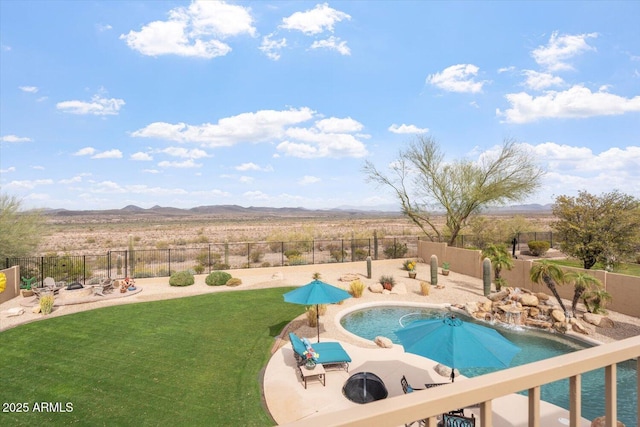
[1,1,639,211]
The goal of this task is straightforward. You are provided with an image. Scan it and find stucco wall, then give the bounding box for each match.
[0,266,20,304]
[418,241,640,318]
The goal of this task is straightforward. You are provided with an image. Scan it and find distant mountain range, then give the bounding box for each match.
[41,203,552,218]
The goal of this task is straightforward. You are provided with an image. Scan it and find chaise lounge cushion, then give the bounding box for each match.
[289,333,352,366]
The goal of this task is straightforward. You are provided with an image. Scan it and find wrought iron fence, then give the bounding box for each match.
[5,237,421,285]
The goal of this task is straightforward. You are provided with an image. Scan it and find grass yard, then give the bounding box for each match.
[0,287,302,426]
[547,259,640,277]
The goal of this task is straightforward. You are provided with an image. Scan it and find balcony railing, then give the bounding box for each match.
[280,336,640,427]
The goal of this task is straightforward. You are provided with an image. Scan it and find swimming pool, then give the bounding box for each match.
[340,305,637,426]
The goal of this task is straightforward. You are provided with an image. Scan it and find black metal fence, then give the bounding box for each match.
[5,237,421,286]
[449,231,555,251]
[5,232,555,287]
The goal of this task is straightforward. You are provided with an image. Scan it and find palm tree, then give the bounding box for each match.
[482,244,514,291]
[564,271,603,316]
[582,288,612,315]
[530,261,568,315]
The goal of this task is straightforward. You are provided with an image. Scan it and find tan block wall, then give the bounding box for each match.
[0,266,20,304]
[418,241,640,318]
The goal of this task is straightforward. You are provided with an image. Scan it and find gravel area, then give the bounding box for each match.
[2,259,640,346]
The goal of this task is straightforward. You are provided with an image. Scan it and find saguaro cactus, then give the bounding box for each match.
[483,257,491,296]
[366,256,372,279]
[430,255,438,286]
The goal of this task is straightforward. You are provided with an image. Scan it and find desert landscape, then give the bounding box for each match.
[37,205,556,255]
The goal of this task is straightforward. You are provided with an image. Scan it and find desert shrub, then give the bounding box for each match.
[226,277,242,287]
[157,268,169,277]
[306,306,318,327]
[383,242,408,259]
[86,237,96,244]
[284,249,301,259]
[192,235,209,244]
[287,255,307,265]
[213,261,230,270]
[156,241,170,250]
[169,270,195,287]
[261,261,271,268]
[528,240,550,256]
[173,238,188,246]
[39,294,55,315]
[330,248,347,262]
[206,271,232,286]
[194,264,205,274]
[353,248,369,261]
[134,270,155,279]
[196,250,211,267]
[420,281,430,296]
[250,250,264,263]
[349,279,365,298]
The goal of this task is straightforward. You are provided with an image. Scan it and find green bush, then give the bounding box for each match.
[284,249,301,259]
[206,271,232,286]
[194,264,205,274]
[528,240,551,257]
[169,270,195,287]
[383,242,408,259]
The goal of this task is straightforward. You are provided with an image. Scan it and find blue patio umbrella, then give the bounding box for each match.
[284,279,352,343]
[395,314,521,382]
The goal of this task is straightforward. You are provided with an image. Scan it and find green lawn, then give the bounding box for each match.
[547,259,640,277]
[0,287,302,426]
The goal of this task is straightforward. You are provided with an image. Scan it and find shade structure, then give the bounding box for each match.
[284,279,352,342]
[395,314,521,382]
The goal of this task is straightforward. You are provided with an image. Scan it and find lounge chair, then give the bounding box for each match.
[289,332,351,372]
[440,413,476,427]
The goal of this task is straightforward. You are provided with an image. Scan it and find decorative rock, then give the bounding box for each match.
[340,273,360,282]
[525,318,552,329]
[464,302,479,314]
[599,317,615,328]
[374,336,394,348]
[591,416,625,427]
[369,283,384,293]
[488,290,509,301]
[582,312,602,326]
[536,292,550,301]
[553,322,569,333]
[572,321,589,335]
[519,294,539,307]
[528,307,540,318]
[390,283,407,295]
[551,309,566,323]
[32,305,41,314]
[434,364,459,379]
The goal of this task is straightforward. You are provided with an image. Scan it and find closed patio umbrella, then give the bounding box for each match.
[284,279,352,342]
[395,314,521,382]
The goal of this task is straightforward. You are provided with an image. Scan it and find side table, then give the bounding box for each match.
[299,363,326,389]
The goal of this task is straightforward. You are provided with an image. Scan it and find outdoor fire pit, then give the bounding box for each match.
[342,372,388,404]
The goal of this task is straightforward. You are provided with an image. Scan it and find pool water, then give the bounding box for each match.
[340,306,637,426]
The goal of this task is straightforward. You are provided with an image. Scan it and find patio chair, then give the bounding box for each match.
[440,413,475,427]
[289,332,351,372]
[401,375,425,394]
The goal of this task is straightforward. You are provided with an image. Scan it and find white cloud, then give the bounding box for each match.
[73,147,96,156]
[235,162,273,172]
[522,70,565,90]
[388,124,429,134]
[427,64,486,93]
[299,175,320,185]
[310,36,350,55]
[58,175,84,184]
[91,149,123,159]
[96,23,112,32]
[315,117,362,133]
[143,169,160,174]
[3,179,54,190]
[498,66,515,73]
[239,175,254,184]
[120,0,255,58]
[32,165,45,170]
[260,33,287,61]
[243,190,269,200]
[158,159,203,168]
[131,152,153,161]
[281,3,350,35]
[132,107,315,146]
[532,31,598,71]
[19,86,38,93]
[57,95,125,115]
[160,147,209,158]
[0,166,16,173]
[498,85,640,123]
[1,134,32,143]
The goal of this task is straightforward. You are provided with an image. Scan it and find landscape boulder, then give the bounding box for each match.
[536,292,550,301]
[519,294,539,307]
[551,309,566,323]
[488,290,509,301]
[369,283,384,294]
[434,364,459,380]
[582,312,603,326]
[374,336,393,348]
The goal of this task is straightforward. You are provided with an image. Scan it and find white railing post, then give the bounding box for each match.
[605,364,617,427]
[528,386,540,427]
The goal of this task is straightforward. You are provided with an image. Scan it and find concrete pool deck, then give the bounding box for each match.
[2,259,638,425]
